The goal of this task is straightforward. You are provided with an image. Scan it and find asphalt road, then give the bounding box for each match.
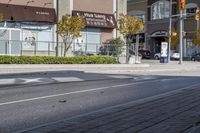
[0,72,200,133]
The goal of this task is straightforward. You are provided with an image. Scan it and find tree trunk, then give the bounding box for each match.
[64,42,71,57]
[64,42,67,56]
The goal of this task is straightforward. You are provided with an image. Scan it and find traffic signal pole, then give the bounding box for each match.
[178,0,185,65]
[179,10,183,64]
[196,8,200,30]
[168,0,172,62]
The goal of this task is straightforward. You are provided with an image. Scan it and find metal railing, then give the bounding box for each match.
[0,40,57,56]
[0,40,104,57]
[0,40,139,58]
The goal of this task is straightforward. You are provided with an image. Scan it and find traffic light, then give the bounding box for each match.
[195,9,200,21]
[179,0,186,10]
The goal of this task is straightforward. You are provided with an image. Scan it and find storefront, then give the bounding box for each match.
[72,10,117,54]
[0,3,56,56]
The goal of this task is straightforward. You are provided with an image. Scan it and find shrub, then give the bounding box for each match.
[0,56,116,64]
[100,37,125,56]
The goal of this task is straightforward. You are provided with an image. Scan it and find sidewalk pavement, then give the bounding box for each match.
[19,84,200,133]
[0,61,200,75]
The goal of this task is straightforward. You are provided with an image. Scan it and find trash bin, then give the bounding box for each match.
[160,57,168,63]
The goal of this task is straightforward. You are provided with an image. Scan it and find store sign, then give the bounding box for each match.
[36,11,50,16]
[151,31,168,37]
[0,3,56,24]
[127,33,145,43]
[72,10,117,29]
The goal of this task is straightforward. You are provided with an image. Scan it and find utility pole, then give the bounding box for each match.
[179,0,185,64]
[56,0,59,56]
[135,34,139,64]
[168,0,172,62]
[179,10,183,64]
[116,0,119,38]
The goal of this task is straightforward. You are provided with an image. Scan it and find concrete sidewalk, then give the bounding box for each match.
[0,61,199,75]
[18,83,200,133]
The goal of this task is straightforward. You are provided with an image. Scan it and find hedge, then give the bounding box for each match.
[0,56,117,64]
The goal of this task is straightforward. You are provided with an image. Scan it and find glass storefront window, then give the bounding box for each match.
[75,28,100,54]
[151,0,170,20]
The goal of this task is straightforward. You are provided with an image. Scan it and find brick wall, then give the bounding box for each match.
[0,0,53,8]
[73,0,113,14]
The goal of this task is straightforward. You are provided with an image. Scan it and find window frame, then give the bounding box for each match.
[151,0,170,20]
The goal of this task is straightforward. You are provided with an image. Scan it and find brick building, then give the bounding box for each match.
[128,0,200,57]
[57,0,127,55]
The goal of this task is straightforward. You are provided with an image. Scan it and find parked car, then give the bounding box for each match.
[138,50,151,59]
[170,50,180,60]
[191,53,200,61]
[154,50,180,60]
[154,53,161,60]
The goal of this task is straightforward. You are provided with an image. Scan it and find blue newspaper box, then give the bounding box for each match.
[160,57,168,63]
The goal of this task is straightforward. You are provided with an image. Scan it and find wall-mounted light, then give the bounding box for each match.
[25,0,35,9]
[6,0,12,7]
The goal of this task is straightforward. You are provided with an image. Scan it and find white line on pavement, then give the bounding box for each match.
[0,79,162,107]
[0,77,84,85]
[0,79,16,85]
[108,75,133,79]
[52,77,84,82]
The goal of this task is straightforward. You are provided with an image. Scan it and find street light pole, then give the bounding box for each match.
[116,0,119,38]
[179,10,183,64]
[168,0,172,62]
[135,34,139,64]
[56,0,59,56]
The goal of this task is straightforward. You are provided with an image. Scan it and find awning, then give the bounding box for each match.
[0,3,56,24]
[127,33,145,43]
[72,10,117,29]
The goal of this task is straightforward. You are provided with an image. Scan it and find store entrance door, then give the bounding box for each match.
[152,37,165,53]
[10,29,21,55]
[0,28,21,55]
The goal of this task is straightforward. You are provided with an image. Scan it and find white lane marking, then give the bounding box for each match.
[108,75,156,81]
[108,75,133,79]
[52,77,84,82]
[20,78,43,84]
[0,79,160,106]
[0,77,84,86]
[0,79,16,85]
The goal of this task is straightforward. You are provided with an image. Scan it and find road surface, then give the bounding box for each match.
[0,71,199,133]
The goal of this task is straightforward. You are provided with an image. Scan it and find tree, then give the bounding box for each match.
[100,37,125,56]
[117,14,144,38]
[0,14,3,21]
[0,15,8,37]
[165,29,179,49]
[192,29,200,47]
[117,14,144,63]
[57,14,86,56]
